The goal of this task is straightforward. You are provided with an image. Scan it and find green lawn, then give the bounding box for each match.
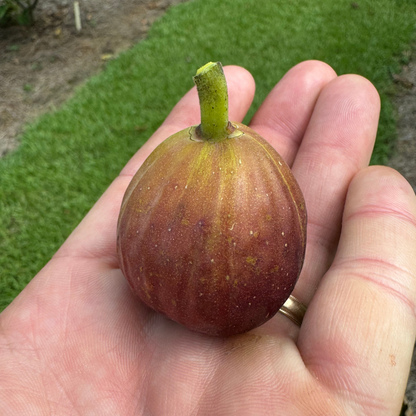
[1,0,415,310]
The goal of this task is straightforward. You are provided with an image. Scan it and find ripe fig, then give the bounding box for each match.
[117,62,307,336]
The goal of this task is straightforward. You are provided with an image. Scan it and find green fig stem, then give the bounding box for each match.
[193,62,231,142]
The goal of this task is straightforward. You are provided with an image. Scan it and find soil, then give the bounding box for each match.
[388,58,416,192]
[0,0,187,156]
[1,1,416,413]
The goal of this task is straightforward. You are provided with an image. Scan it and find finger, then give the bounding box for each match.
[249,60,337,165]
[54,66,256,264]
[299,166,416,414]
[292,74,380,303]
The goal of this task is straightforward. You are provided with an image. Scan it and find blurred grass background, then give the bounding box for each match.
[1,0,416,310]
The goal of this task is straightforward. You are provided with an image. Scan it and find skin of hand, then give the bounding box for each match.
[1,60,416,416]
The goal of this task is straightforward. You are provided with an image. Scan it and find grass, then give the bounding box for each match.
[1,0,416,311]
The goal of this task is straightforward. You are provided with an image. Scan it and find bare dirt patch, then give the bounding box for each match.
[0,0,187,156]
[387,55,416,192]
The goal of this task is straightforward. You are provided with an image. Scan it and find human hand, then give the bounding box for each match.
[1,61,415,415]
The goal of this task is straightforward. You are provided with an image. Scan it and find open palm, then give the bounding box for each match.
[1,61,416,416]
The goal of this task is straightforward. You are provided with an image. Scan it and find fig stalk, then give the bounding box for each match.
[193,62,230,142]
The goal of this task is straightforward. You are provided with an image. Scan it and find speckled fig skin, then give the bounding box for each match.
[117,122,307,337]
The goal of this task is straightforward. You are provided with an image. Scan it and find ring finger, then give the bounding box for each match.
[291,74,380,304]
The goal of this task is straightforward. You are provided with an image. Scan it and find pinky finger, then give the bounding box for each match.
[298,166,416,415]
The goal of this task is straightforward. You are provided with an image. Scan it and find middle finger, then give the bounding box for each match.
[292,74,380,304]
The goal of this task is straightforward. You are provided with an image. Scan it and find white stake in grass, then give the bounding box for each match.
[74,2,81,31]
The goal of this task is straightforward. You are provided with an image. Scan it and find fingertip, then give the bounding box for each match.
[295,73,381,179]
[352,164,411,188]
[223,65,256,122]
[346,165,416,221]
[340,73,380,108]
[291,59,338,80]
[249,60,337,163]
[320,74,381,127]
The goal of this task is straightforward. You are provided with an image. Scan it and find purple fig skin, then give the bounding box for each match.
[117,122,307,337]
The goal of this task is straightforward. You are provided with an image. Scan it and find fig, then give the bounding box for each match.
[117,62,307,336]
